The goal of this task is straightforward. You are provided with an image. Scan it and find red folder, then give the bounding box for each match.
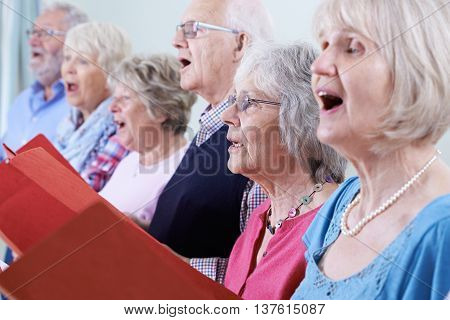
[0,138,100,255]
[0,202,238,299]
[5,134,81,178]
[0,136,238,299]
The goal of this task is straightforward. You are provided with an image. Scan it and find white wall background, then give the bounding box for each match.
[43,0,319,134]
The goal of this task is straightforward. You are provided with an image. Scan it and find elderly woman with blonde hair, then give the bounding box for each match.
[99,54,196,228]
[292,0,450,299]
[57,22,132,191]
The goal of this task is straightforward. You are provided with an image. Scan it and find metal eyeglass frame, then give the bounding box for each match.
[26,28,66,38]
[176,21,240,39]
[228,93,281,112]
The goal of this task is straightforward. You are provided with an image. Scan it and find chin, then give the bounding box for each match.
[227,158,244,175]
[180,76,198,93]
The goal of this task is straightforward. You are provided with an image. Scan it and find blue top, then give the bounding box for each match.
[292,177,450,300]
[56,97,116,175]
[0,80,71,160]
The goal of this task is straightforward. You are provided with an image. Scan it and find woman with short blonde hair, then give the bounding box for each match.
[57,22,132,191]
[292,0,450,300]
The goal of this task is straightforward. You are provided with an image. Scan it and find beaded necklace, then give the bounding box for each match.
[266,179,329,235]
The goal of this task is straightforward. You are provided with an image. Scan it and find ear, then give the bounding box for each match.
[233,32,250,62]
[153,112,168,124]
[152,110,168,125]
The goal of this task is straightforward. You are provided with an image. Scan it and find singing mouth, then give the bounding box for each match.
[178,57,191,68]
[317,90,343,111]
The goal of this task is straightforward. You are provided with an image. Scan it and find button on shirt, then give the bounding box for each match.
[0,80,71,160]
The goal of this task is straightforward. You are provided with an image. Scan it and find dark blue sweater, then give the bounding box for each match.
[148,125,249,258]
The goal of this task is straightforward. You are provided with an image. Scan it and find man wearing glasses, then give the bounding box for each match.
[148,0,273,283]
[0,3,88,161]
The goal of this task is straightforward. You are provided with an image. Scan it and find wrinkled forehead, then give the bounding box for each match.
[181,0,228,25]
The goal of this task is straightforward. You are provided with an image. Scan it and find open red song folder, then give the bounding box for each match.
[0,135,238,299]
[0,202,237,299]
[0,135,99,255]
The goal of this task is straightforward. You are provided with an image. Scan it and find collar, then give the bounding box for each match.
[198,99,229,130]
[31,79,65,95]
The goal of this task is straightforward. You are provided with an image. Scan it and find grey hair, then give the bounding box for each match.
[64,22,132,75]
[235,41,347,183]
[225,0,274,43]
[109,54,197,135]
[313,0,450,154]
[42,2,89,29]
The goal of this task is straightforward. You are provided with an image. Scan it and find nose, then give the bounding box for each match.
[61,57,75,78]
[109,99,120,113]
[310,49,338,77]
[172,27,188,49]
[221,102,240,127]
[28,32,41,47]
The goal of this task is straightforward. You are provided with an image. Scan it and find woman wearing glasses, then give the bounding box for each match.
[221,42,347,299]
[292,0,450,299]
[57,22,131,191]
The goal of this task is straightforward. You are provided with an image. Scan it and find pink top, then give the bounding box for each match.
[224,199,320,300]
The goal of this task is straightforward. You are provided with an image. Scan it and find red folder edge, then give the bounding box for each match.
[0,202,239,300]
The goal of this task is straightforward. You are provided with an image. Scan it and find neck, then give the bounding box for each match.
[139,131,187,166]
[349,144,440,218]
[201,84,234,107]
[43,79,60,101]
[80,109,92,122]
[254,159,337,222]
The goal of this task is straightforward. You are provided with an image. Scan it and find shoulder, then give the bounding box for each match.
[382,199,450,299]
[412,195,450,245]
[9,86,33,107]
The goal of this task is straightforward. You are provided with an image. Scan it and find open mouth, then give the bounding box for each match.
[317,91,343,111]
[227,135,244,150]
[114,120,126,130]
[66,82,79,93]
[179,58,191,69]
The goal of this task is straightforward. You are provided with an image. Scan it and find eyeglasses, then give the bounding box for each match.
[26,28,66,39]
[228,93,281,112]
[176,21,239,39]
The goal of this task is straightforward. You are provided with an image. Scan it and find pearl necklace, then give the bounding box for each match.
[340,151,440,237]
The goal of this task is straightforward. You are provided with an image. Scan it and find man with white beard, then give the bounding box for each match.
[0,2,88,160]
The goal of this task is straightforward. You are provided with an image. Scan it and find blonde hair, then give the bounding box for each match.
[313,0,450,154]
[64,22,132,74]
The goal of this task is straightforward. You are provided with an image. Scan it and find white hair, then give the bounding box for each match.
[43,2,89,29]
[225,0,274,43]
[313,0,450,154]
[64,22,132,74]
[235,41,347,183]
